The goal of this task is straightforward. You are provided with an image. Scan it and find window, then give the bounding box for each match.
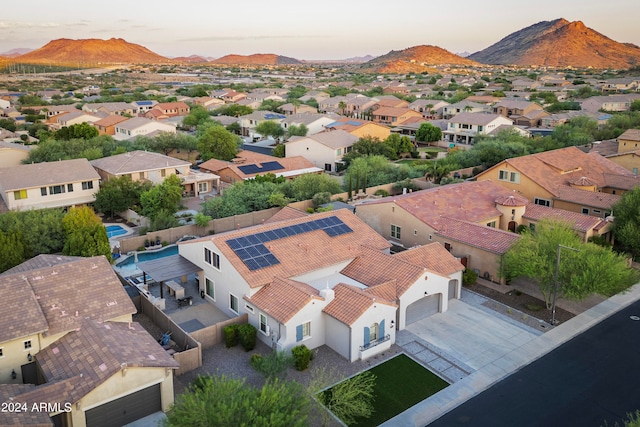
[336,148,342,156]
[413,229,418,236]
[139,172,145,180]
[48,185,65,195]
[205,277,215,300]
[0,348,3,358]
[370,323,379,342]
[486,221,496,228]
[534,198,551,207]
[204,248,220,269]
[429,234,432,241]
[41,187,47,196]
[229,294,239,314]
[582,208,590,215]
[245,304,254,313]
[296,322,311,342]
[593,209,602,215]
[14,190,27,200]
[198,182,208,192]
[67,183,73,192]
[324,163,332,172]
[81,181,93,190]
[509,172,520,183]
[391,224,401,239]
[259,313,268,334]
[498,170,509,181]
[24,340,32,350]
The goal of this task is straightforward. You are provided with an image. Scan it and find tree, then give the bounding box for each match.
[318,370,376,425]
[255,120,285,141]
[612,186,640,259]
[0,230,30,273]
[0,118,17,132]
[286,123,308,138]
[502,219,638,309]
[631,100,640,112]
[54,122,99,140]
[194,212,212,234]
[423,159,456,184]
[338,100,347,116]
[140,175,183,219]
[94,176,151,218]
[62,206,112,261]
[165,375,310,427]
[0,209,66,256]
[182,105,213,129]
[272,143,285,158]
[197,124,240,161]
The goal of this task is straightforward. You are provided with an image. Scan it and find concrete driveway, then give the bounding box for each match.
[398,295,541,382]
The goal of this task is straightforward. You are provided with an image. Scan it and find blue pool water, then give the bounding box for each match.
[116,245,179,267]
[106,225,128,239]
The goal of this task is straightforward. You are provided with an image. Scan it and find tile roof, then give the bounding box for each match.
[1,254,83,276]
[289,129,358,149]
[93,114,129,127]
[0,384,53,426]
[372,106,418,117]
[263,207,308,224]
[449,112,511,126]
[360,180,518,230]
[393,243,465,276]
[199,210,391,288]
[496,147,635,197]
[554,186,620,209]
[0,274,47,344]
[618,128,640,142]
[34,319,179,404]
[0,256,136,338]
[90,150,190,175]
[0,158,100,191]
[323,284,395,326]
[245,277,321,323]
[218,156,319,180]
[435,218,521,254]
[522,203,605,232]
[602,173,640,190]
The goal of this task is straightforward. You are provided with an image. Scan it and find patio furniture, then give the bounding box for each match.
[165,280,185,299]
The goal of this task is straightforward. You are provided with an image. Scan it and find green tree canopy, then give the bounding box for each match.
[211,104,253,117]
[140,175,183,219]
[54,122,99,140]
[612,186,640,259]
[197,124,240,161]
[415,122,443,143]
[503,218,638,309]
[0,208,66,255]
[62,206,112,261]
[255,120,285,141]
[93,176,152,218]
[165,375,310,427]
[182,105,213,129]
[0,230,31,273]
[286,123,308,139]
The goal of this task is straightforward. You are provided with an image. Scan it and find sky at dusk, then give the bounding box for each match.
[1,0,639,60]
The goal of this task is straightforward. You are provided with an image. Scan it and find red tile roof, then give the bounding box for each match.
[522,203,605,232]
[393,242,465,276]
[554,186,620,209]
[264,207,308,224]
[323,284,395,326]
[435,219,521,254]
[245,277,321,323]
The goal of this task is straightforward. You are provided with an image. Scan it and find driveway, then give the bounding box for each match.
[397,292,541,383]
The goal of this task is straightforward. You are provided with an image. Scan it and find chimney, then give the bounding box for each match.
[319,287,335,302]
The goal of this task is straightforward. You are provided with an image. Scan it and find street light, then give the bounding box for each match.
[551,244,580,325]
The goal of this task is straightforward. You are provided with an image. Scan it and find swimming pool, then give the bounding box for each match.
[116,245,179,268]
[106,225,128,238]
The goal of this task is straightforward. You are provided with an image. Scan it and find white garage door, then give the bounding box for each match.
[406,294,441,325]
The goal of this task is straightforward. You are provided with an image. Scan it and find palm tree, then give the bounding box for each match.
[338,101,347,116]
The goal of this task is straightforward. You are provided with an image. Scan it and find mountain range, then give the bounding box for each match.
[2,19,640,70]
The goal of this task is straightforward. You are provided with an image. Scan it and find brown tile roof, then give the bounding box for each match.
[245,277,321,323]
[360,180,518,230]
[35,319,179,404]
[618,128,640,142]
[372,106,419,118]
[435,218,521,254]
[0,275,47,344]
[554,186,620,209]
[203,210,391,288]
[0,158,100,191]
[522,203,605,233]
[495,194,529,207]
[341,246,423,298]
[289,129,358,149]
[0,384,53,426]
[323,283,395,326]
[90,150,190,175]
[199,158,232,174]
[264,207,308,224]
[393,243,465,276]
[603,172,640,191]
[93,114,129,127]
[1,254,83,276]
[0,256,136,339]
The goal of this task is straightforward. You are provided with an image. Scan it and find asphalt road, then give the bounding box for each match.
[428,299,640,427]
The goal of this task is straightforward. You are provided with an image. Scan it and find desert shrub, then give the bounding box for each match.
[250,353,263,369]
[224,324,239,348]
[462,269,478,286]
[238,324,257,351]
[251,351,292,378]
[191,375,214,392]
[374,189,390,197]
[291,345,312,371]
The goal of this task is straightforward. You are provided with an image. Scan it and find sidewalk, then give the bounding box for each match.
[381,282,640,427]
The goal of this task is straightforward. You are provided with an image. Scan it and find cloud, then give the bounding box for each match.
[0,21,61,29]
[179,34,326,42]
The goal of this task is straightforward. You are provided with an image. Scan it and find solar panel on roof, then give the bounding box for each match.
[236,237,250,247]
[246,246,261,257]
[237,161,284,175]
[325,228,338,237]
[246,234,261,245]
[227,239,242,250]
[245,259,260,270]
[346,121,362,126]
[264,254,279,264]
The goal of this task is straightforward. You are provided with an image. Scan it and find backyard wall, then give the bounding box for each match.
[190,315,248,350]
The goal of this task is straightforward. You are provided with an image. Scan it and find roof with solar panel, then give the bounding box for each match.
[204,209,391,288]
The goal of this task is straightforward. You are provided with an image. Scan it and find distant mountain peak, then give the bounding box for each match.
[469,18,640,68]
[362,45,478,73]
[210,53,302,65]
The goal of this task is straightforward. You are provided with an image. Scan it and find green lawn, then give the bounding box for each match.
[338,354,450,426]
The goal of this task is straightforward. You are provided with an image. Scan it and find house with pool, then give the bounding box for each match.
[177,209,464,362]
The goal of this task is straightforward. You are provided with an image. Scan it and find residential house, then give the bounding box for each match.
[48,111,104,131]
[32,104,80,119]
[222,90,247,104]
[192,96,225,110]
[298,91,329,103]
[281,113,339,136]
[90,150,219,196]
[131,100,158,114]
[200,151,321,184]
[604,151,640,176]
[601,78,640,93]
[356,180,610,283]
[93,115,129,136]
[345,96,377,116]
[371,97,409,110]
[511,78,541,92]
[238,111,286,139]
[475,146,639,217]
[443,112,513,145]
[280,103,317,115]
[492,99,548,127]
[0,158,100,211]
[0,255,178,426]
[322,117,391,140]
[371,107,422,126]
[286,129,358,172]
[177,209,463,361]
[442,101,487,119]
[617,128,640,154]
[580,94,640,113]
[245,91,286,103]
[319,96,350,114]
[82,102,133,116]
[113,117,176,141]
[409,100,450,118]
[0,98,10,110]
[143,102,190,120]
[0,141,32,167]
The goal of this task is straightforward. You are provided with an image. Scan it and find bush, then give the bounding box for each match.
[250,353,263,369]
[224,324,239,348]
[238,324,257,351]
[136,246,146,252]
[191,375,214,392]
[251,351,292,378]
[291,344,312,371]
[374,189,390,197]
[462,268,478,286]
